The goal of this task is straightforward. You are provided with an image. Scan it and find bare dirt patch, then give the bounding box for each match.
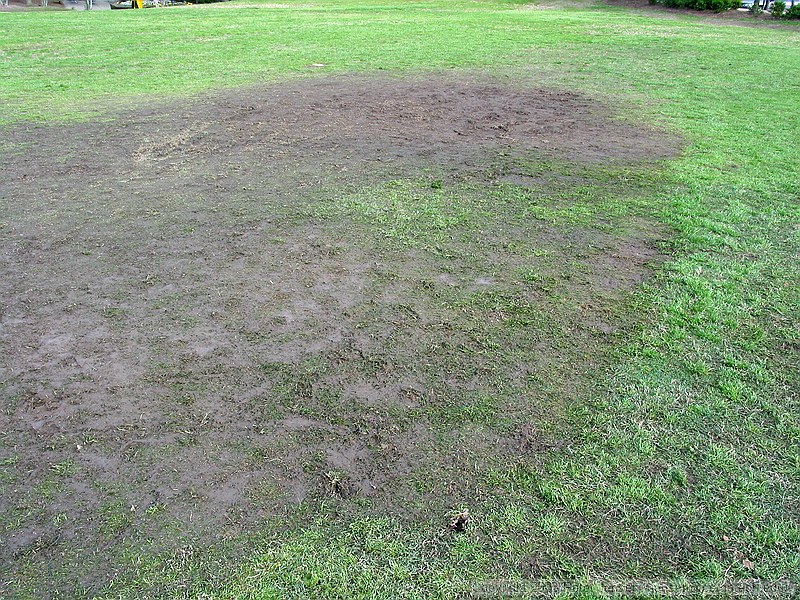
[0,75,680,593]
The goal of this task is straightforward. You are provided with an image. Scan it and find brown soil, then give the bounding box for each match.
[0,75,680,593]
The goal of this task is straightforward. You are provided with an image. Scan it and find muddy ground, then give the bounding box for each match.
[0,75,681,593]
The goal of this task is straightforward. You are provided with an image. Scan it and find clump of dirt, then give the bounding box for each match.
[0,75,680,593]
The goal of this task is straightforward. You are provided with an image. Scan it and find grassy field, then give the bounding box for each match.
[1,0,799,598]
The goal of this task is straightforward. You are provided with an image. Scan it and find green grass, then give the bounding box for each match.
[2,0,799,597]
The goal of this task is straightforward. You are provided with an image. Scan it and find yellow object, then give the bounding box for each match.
[133,0,142,7]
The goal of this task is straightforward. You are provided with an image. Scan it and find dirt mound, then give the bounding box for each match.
[136,76,679,165]
[0,75,680,593]
[4,75,680,181]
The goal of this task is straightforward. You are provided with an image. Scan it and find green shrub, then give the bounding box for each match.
[659,0,740,11]
[771,0,786,16]
[711,0,741,10]
[785,2,800,17]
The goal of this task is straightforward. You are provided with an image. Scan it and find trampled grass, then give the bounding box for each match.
[1,0,799,597]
